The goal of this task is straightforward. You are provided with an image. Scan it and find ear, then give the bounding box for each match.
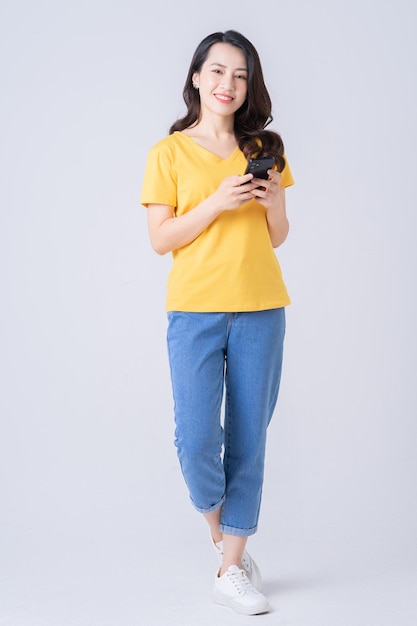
[192,72,199,89]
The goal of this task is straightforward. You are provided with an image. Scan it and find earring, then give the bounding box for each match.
[192,81,199,90]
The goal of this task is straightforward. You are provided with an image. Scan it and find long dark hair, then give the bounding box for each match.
[169,30,285,172]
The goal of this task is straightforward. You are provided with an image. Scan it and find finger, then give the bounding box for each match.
[267,170,281,184]
[239,185,254,196]
[239,173,254,186]
[252,178,268,191]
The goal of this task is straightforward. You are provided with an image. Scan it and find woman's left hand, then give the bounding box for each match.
[250,169,282,209]
[251,169,289,248]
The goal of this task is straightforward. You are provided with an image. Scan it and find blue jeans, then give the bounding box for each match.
[166,309,286,537]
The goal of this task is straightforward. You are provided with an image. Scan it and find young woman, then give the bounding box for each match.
[141,30,294,616]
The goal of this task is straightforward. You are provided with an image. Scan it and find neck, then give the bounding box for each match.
[192,115,235,139]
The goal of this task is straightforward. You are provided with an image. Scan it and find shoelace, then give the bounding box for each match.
[227,569,259,596]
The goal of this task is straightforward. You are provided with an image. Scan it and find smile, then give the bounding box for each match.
[214,94,234,103]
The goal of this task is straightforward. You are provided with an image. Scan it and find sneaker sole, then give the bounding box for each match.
[213,591,270,616]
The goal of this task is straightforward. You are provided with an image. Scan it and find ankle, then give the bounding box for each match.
[211,532,223,546]
[220,561,242,576]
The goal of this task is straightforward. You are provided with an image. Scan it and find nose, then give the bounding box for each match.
[220,73,235,90]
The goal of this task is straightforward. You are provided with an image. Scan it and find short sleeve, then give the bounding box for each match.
[140,142,177,208]
[280,156,295,188]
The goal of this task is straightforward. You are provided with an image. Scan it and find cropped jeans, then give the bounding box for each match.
[166,308,286,537]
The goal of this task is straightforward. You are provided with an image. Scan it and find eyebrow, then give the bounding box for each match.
[209,62,248,71]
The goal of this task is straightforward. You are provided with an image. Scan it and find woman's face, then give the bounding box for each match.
[193,43,248,120]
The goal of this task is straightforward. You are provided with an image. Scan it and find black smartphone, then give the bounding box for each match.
[243,157,275,180]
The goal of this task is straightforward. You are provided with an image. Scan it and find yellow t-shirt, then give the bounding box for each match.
[141,131,294,312]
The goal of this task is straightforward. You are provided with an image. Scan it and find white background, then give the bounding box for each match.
[1,1,416,624]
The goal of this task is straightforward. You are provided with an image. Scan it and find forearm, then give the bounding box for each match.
[149,198,223,255]
[266,210,289,248]
[265,189,289,248]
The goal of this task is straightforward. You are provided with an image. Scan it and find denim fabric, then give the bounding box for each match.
[166,309,285,537]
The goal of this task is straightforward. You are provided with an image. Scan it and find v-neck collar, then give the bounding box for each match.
[174,131,240,162]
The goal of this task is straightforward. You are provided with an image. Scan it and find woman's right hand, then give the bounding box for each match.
[212,173,257,211]
[147,174,257,255]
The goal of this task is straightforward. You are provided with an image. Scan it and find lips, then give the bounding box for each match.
[214,94,234,103]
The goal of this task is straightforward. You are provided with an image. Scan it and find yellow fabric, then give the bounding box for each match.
[141,131,294,312]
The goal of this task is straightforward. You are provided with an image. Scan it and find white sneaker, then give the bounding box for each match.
[213,565,270,615]
[209,533,263,591]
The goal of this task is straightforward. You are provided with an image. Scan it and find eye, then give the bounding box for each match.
[236,73,247,80]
